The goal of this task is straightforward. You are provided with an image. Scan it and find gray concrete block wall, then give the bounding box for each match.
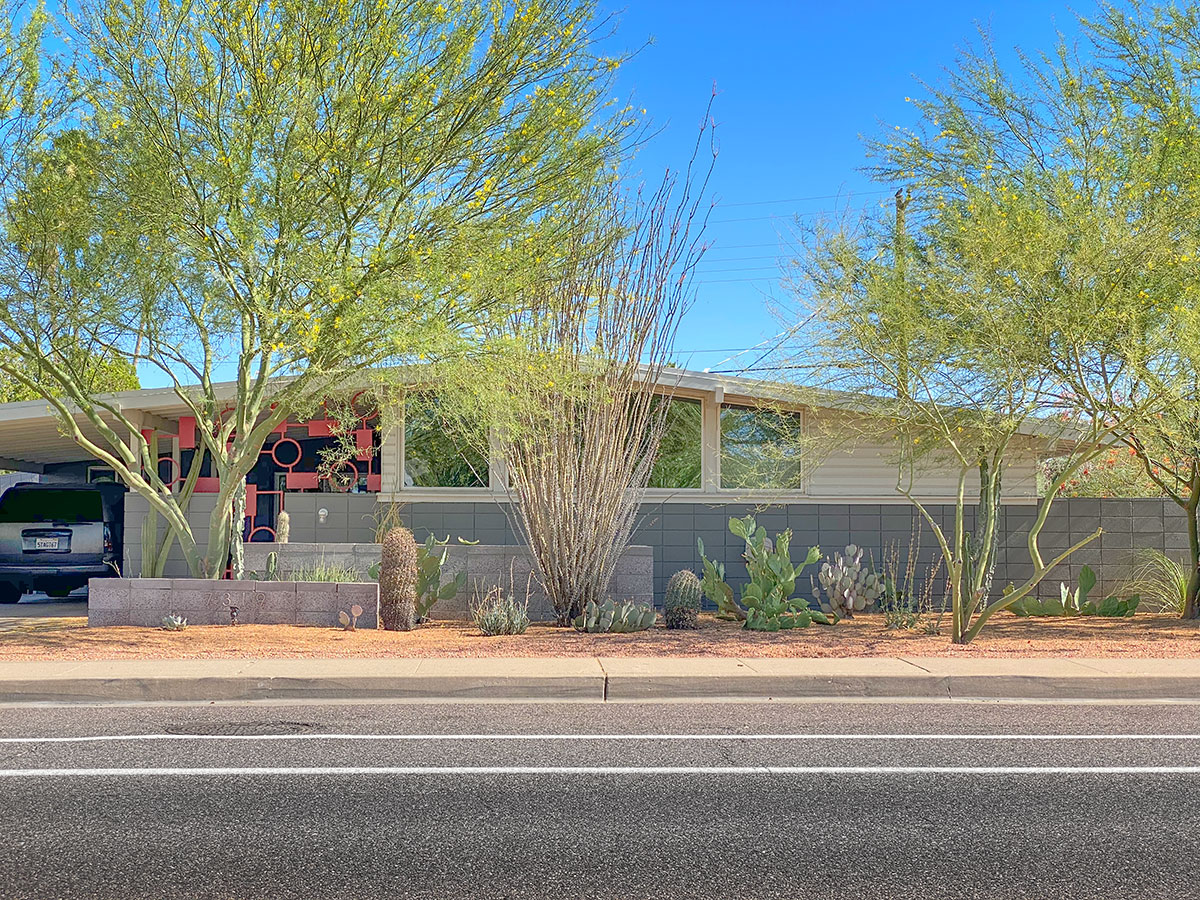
[88,577,378,628]
[125,493,1190,608]
[243,541,653,621]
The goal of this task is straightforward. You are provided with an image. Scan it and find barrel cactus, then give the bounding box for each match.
[664,570,702,630]
[379,527,418,631]
[815,544,884,618]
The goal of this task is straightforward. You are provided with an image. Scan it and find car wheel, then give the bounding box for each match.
[45,588,74,599]
[0,582,23,604]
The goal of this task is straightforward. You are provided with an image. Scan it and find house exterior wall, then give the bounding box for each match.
[125,493,1188,609]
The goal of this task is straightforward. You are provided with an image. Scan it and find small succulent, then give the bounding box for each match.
[815,544,884,618]
[338,604,364,631]
[471,587,531,636]
[160,614,188,631]
[572,599,657,633]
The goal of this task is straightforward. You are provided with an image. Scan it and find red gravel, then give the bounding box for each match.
[1,613,1199,659]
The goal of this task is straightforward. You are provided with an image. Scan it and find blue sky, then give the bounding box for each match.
[607,0,1107,374]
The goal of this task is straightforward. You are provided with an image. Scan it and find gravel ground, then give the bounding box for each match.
[2,613,1200,659]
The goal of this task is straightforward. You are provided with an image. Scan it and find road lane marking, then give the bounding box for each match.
[2,765,1200,777]
[1,733,1200,744]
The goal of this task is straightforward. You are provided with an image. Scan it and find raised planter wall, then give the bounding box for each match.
[87,578,379,629]
[242,542,654,622]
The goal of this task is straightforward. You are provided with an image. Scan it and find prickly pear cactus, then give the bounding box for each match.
[664,570,702,629]
[572,599,657,633]
[379,527,418,631]
[815,544,884,618]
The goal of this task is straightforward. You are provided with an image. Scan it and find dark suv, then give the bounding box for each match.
[0,483,127,603]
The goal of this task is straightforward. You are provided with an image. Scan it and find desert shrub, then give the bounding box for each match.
[287,561,361,583]
[1120,549,1188,614]
[879,526,945,634]
[663,569,701,629]
[471,585,530,636]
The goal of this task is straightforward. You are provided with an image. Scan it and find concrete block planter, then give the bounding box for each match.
[242,542,655,621]
[87,578,379,629]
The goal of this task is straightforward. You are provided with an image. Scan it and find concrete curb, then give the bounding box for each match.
[1,657,1199,704]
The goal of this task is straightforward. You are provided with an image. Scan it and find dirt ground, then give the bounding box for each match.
[2,613,1200,659]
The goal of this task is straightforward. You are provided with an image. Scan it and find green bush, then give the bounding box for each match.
[286,561,361,583]
[1120,549,1188,614]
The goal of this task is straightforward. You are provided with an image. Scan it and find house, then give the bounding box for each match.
[0,367,1173,600]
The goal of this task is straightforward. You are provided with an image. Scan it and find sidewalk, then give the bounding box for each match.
[1,656,1198,703]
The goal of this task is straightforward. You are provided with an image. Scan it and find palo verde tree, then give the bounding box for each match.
[792,193,1114,643]
[865,1,1200,617]
[0,0,636,577]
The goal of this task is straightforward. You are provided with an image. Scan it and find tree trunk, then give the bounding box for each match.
[229,481,246,580]
[1185,504,1200,619]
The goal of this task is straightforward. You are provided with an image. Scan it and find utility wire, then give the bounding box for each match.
[715,188,893,208]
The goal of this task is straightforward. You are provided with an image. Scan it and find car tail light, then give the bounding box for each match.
[103,523,114,555]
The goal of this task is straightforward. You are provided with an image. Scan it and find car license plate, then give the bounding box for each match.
[35,537,59,550]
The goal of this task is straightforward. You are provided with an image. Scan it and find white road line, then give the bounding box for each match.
[0,732,1199,744]
[1,765,1200,777]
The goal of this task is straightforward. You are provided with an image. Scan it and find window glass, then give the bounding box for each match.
[649,397,702,489]
[403,394,489,488]
[720,404,803,490]
[0,488,103,523]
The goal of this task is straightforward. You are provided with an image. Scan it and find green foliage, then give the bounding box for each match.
[696,537,737,619]
[159,614,188,631]
[663,569,702,630]
[729,515,826,632]
[1008,566,1139,618]
[379,527,418,631]
[471,586,530,636]
[286,561,360,583]
[815,544,885,617]
[1081,595,1141,618]
[415,535,468,620]
[0,0,636,580]
[572,599,657,634]
[264,551,279,581]
[1121,549,1189,614]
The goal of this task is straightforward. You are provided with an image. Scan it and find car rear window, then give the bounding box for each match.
[0,489,104,524]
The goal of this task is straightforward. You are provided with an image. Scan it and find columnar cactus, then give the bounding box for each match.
[379,527,418,631]
[275,510,290,544]
[815,544,884,618]
[664,569,702,630]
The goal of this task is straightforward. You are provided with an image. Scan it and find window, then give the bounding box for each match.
[720,404,803,490]
[648,397,702,489]
[0,488,103,523]
[403,393,489,488]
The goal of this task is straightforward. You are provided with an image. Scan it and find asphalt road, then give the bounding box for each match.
[2,700,1200,899]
